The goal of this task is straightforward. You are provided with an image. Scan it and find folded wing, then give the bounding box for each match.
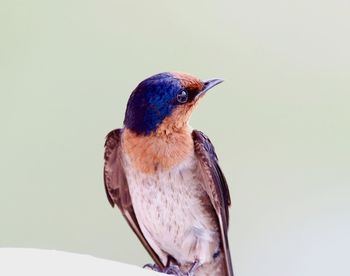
[192,130,233,276]
[103,129,164,269]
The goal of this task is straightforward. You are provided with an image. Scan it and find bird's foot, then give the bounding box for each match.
[144,263,184,275]
[164,264,185,276]
[143,259,199,276]
[164,259,200,276]
[143,263,162,272]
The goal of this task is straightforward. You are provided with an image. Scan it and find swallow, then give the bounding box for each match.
[104,72,233,276]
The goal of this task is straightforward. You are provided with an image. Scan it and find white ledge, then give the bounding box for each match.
[0,248,161,276]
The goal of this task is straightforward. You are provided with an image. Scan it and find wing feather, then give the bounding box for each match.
[192,130,234,276]
[103,129,164,268]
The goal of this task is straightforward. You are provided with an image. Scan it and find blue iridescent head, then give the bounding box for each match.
[123,72,223,135]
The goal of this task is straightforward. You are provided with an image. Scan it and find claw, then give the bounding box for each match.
[143,259,200,276]
[143,263,162,272]
[164,265,185,276]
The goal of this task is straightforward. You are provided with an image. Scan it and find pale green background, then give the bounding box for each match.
[1,1,349,275]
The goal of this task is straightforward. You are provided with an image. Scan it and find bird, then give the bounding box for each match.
[103,72,233,276]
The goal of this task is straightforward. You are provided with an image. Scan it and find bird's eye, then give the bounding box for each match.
[176,90,188,104]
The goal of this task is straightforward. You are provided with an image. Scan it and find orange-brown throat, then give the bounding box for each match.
[123,123,194,174]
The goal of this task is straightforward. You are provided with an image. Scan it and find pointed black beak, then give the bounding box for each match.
[202,79,224,93]
[195,79,224,99]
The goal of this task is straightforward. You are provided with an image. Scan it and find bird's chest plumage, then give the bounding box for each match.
[122,132,219,265]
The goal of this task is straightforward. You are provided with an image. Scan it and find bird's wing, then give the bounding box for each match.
[192,130,234,276]
[103,129,164,269]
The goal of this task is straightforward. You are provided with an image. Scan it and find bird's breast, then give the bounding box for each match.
[122,148,219,266]
[122,127,194,174]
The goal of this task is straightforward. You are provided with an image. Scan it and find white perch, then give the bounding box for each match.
[0,248,161,276]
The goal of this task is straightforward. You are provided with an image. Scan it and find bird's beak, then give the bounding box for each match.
[197,79,224,98]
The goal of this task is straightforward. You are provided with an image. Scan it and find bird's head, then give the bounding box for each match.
[124,72,223,135]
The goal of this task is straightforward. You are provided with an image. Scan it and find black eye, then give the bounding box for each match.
[176,90,188,104]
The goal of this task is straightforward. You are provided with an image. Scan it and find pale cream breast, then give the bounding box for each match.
[122,150,220,266]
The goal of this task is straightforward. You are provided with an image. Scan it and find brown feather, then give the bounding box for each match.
[192,130,234,276]
[172,72,204,92]
[103,129,164,269]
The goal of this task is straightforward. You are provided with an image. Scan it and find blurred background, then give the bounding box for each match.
[1,0,349,275]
